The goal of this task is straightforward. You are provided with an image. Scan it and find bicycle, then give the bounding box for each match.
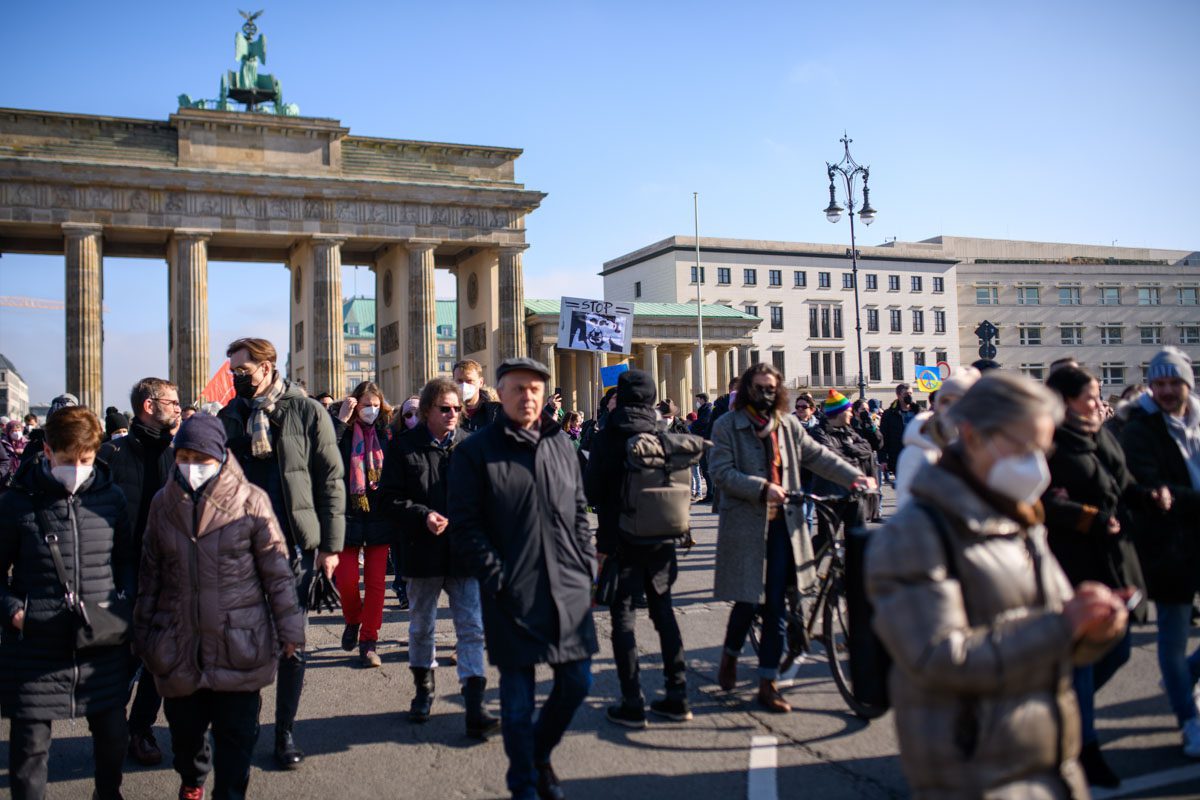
[746,490,887,720]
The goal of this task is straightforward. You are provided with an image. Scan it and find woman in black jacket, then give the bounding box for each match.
[1044,367,1165,786]
[332,381,394,668]
[0,407,135,800]
[809,391,875,548]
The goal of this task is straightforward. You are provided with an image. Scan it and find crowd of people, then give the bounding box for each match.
[2,338,1199,799]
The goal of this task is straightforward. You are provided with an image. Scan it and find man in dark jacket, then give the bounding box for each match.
[879,383,914,481]
[454,359,503,432]
[218,337,345,770]
[694,393,715,502]
[587,370,690,728]
[449,357,597,800]
[96,376,179,766]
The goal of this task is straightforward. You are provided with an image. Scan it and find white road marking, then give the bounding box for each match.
[1091,762,1200,800]
[748,735,779,800]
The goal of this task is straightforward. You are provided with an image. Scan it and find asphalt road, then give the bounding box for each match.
[5,490,1200,799]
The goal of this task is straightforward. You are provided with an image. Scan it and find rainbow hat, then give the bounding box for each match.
[823,389,852,416]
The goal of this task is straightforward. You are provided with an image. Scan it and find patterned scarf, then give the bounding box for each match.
[349,419,384,511]
[746,409,784,511]
[247,372,288,459]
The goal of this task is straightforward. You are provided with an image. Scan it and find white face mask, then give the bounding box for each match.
[986,450,1051,505]
[51,465,93,495]
[110,432,126,440]
[179,462,221,491]
[358,406,380,424]
[459,382,477,403]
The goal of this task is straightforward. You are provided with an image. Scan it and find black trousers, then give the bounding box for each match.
[276,548,314,733]
[8,704,127,800]
[609,544,686,703]
[128,658,162,734]
[164,690,261,800]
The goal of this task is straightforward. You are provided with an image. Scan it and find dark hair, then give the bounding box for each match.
[600,387,618,414]
[418,377,460,422]
[894,383,910,396]
[657,399,679,417]
[350,381,392,425]
[130,377,177,415]
[1045,365,1097,402]
[43,406,102,457]
[226,337,277,365]
[695,393,709,403]
[733,363,789,415]
[794,392,815,408]
[316,392,333,402]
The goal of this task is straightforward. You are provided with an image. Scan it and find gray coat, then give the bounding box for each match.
[710,409,861,603]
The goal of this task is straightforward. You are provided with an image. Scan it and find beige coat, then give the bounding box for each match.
[710,409,861,603]
[866,461,1114,800]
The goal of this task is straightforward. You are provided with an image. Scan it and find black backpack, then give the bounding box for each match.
[617,431,707,542]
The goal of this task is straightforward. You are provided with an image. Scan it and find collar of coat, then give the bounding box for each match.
[159,456,255,538]
[498,409,563,448]
[910,451,1043,538]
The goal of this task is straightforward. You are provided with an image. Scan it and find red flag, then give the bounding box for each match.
[202,359,235,406]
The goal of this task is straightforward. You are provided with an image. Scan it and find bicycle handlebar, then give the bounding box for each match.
[785,489,866,505]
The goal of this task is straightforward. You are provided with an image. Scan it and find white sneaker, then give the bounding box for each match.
[1182,717,1200,758]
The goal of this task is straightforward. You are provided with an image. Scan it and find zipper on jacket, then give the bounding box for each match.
[275,437,301,552]
[189,499,202,672]
[67,498,80,719]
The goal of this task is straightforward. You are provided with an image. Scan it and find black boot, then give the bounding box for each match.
[273,726,304,770]
[1079,740,1120,788]
[409,667,435,723]
[464,676,501,739]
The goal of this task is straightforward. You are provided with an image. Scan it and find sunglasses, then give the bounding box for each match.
[402,411,417,419]
[438,405,462,414]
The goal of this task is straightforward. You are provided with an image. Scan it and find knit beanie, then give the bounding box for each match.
[1147,347,1194,390]
[48,393,79,418]
[823,390,852,416]
[105,411,130,436]
[174,414,227,461]
[617,369,656,408]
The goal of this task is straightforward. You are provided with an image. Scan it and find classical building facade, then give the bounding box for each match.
[341,297,456,395]
[0,106,543,408]
[602,237,960,399]
[0,353,29,419]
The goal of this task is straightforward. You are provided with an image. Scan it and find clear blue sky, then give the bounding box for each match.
[1,0,1197,410]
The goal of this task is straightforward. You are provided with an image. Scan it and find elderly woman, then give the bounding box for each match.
[867,371,1130,799]
[710,364,874,712]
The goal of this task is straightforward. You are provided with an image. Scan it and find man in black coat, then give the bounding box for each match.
[449,358,597,800]
[96,376,179,766]
[586,370,689,728]
[693,393,715,502]
[879,382,914,481]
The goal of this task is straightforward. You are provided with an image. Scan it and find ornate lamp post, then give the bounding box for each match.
[823,134,876,400]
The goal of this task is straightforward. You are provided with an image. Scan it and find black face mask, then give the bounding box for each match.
[749,386,777,412]
[232,370,259,399]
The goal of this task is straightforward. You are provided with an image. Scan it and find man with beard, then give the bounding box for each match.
[97,377,181,766]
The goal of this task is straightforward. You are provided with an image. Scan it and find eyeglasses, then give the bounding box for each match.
[990,429,1055,459]
[153,398,182,409]
[438,405,462,414]
[402,411,417,419]
[795,404,811,411]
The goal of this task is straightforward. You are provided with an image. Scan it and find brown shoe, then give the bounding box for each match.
[757,679,791,713]
[128,730,163,766]
[718,652,738,691]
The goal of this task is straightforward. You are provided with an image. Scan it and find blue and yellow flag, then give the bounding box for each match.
[600,361,630,391]
[914,364,943,393]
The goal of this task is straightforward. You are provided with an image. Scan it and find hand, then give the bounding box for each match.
[851,475,878,492]
[764,483,788,507]
[11,610,24,631]
[1152,486,1173,512]
[283,642,298,659]
[337,396,357,423]
[1063,581,1127,643]
[426,511,449,535]
[1106,516,1121,536]
[316,551,339,580]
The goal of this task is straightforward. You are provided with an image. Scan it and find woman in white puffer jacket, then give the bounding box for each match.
[893,367,980,509]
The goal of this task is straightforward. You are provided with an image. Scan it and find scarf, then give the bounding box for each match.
[349,419,384,511]
[247,372,288,459]
[1143,392,1200,490]
[747,409,783,513]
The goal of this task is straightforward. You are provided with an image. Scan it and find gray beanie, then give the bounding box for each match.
[48,393,79,418]
[1147,347,1194,390]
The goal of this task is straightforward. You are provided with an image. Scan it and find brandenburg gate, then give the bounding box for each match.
[0,106,544,407]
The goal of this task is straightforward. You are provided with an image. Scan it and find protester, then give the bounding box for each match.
[331,382,393,668]
[809,390,879,541]
[686,410,704,499]
[20,393,77,468]
[564,410,584,448]
[1105,383,1146,441]
[1,419,26,488]
[792,392,820,525]
[450,357,596,800]
[393,395,421,435]
[97,377,181,766]
[710,364,873,712]
[867,371,1129,798]
[710,378,738,430]
[179,405,198,423]
[135,414,304,800]
[581,388,619,456]
[315,392,335,413]
[380,377,498,737]
[454,359,503,432]
[1119,348,1200,757]
[23,413,39,436]
[104,411,130,442]
[657,399,689,434]
[893,367,980,509]
[217,337,345,770]
[0,406,135,800]
[1043,366,1162,786]
[694,393,714,502]
[587,369,690,728]
[879,383,915,483]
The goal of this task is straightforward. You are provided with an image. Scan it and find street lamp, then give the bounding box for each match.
[823,133,875,400]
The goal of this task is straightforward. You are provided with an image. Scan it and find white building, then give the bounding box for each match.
[602,236,961,400]
[0,353,29,420]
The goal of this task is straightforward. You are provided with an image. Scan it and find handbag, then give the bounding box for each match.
[34,506,131,651]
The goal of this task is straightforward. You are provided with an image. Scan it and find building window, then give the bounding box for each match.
[691,266,706,284]
[771,351,786,378]
[810,352,820,382]
[891,351,904,381]
[634,281,642,298]
[933,309,946,333]
[821,306,831,338]
[347,324,359,336]
[911,276,923,293]
[1101,364,1126,386]
[818,271,831,288]
[1099,325,1123,345]
[809,304,842,339]
[1181,326,1200,345]
[1018,326,1042,345]
[348,343,360,355]
[976,286,998,305]
[717,268,731,285]
[809,306,818,338]
[1138,287,1161,305]
[745,304,758,317]
[750,349,760,364]
[1179,287,1199,306]
[888,275,901,292]
[770,306,784,331]
[743,268,756,286]
[868,351,882,382]
[793,270,806,288]
[843,273,855,289]
[1060,325,1083,346]
[1059,286,1081,306]
[889,309,902,333]
[437,343,446,356]
[912,310,925,333]
[769,269,782,287]
[1098,287,1121,305]
[834,307,843,338]
[934,349,947,365]
[932,277,944,293]
[913,350,926,366]
[1017,286,1040,305]
[865,274,878,291]
[867,308,879,332]
[1021,363,1046,381]
[1140,325,1163,345]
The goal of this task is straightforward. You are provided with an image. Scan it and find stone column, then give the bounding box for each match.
[497,245,528,361]
[737,344,752,374]
[561,351,576,412]
[690,346,704,398]
[407,239,439,393]
[715,346,729,395]
[642,343,659,395]
[310,236,346,396]
[542,343,557,391]
[63,223,103,411]
[574,351,590,418]
[168,230,211,406]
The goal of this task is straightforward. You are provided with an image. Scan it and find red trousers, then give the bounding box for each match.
[335,544,390,643]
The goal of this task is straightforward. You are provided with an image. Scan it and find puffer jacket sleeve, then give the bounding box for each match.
[709,413,768,502]
[133,499,164,655]
[866,504,1075,694]
[111,494,136,601]
[448,438,504,595]
[246,488,305,648]
[0,494,22,624]
[797,424,862,488]
[308,403,347,553]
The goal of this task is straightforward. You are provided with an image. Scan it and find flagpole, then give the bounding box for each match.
[694,193,706,397]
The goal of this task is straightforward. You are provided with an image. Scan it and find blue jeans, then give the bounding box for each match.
[1074,628,1132,744]
[1156,602,1200,725]
[690,465,702,496]
[406,576,486,682]
[499,660,592,800]
[721,517,793,680]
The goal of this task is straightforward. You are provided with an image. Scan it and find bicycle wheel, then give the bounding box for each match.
[823,576,888,720]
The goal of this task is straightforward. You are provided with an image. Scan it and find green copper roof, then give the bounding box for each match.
[523,299,758,320]
[342,297,376,336]
[436,300,456,332]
